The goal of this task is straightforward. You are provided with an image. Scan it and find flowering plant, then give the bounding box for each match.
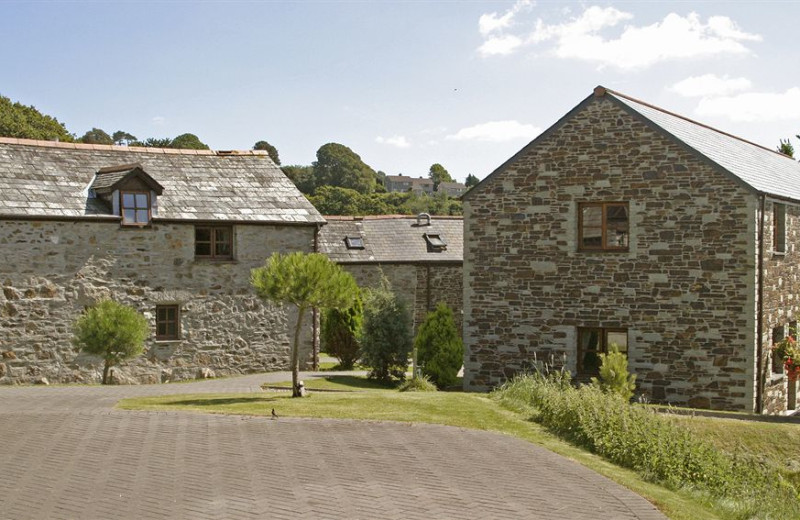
[773,335,800,381]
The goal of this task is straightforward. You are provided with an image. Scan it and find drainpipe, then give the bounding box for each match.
[756,193,765,414]
[312,223,322,371]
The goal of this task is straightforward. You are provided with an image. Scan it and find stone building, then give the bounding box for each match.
[463,86,800,414]
[384,175,435,195]
[317,214,463,335]
[0,137,324,385]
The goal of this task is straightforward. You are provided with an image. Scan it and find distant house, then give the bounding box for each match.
[385,175,435,195]
[437,182,467,197]
[0,137,324,385]
[463,86,800,414]
[317,214,463,335]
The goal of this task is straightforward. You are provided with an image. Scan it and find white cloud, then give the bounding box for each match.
[446,120,541,143]
[375,135,411,148]
[670,74,752,97]
[479,1,533,36]
[695,88,800,122]
[477,6,761,69]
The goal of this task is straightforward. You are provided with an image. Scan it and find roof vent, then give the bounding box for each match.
[417,213,431,226]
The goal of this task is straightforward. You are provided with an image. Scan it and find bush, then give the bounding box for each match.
[494,374,800,519]
[73,299,149,384]
[398,375,438,392]
[359,284,413,383]
[590,344,636,400]
[321,294,363,369]
[414,303,463,389]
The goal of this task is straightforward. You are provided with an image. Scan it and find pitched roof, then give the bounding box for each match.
[0,138,324,224]
[91,163,164,195]
[465,86,800,202]
[603,87,800,202]
[318,215,463,263]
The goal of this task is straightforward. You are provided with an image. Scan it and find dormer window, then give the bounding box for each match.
[424,233,447,252]
[121,191,151,225]
[345,236,364,249]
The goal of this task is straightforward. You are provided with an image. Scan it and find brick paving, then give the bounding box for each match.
[0,372,666,519]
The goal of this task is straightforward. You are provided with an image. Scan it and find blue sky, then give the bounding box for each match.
[2,1,799,182]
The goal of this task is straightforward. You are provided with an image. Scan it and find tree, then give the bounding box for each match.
[313,143,378,194]
[78,128,114,145]
[465,174,480,188]
[72,299,149,384]
[308,185,393,216]
[429,163,454,190]
[251,252,358,397]
[254,140,280,165]
[113,131,137,146]
[778,137,798,159]
[590,344,637,401]
[0,94,73,141]
[321,293,363,369]
[414,303,463,389]
[359,281,413,383]
[130,137,172,148]
[282,165,316,194]
[169,133,209,150]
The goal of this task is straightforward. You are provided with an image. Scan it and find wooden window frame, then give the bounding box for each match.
[774,203,786,254]
[156,305,180,341]
[120,190,151,226]
[194,225,234,260]
[577,327,628,376]
[578,202,629,252]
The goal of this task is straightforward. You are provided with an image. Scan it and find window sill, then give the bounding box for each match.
[577,249,630,254]
[769,373,786,384]
[193,258,238,264]
[120,223,153,229]
[154,339,182,344]
[772,251,786,258]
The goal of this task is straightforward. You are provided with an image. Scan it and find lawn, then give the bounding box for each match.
[119,375,731,520]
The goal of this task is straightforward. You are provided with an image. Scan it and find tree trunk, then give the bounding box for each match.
[102,360,111,385]
[292,306,306,397]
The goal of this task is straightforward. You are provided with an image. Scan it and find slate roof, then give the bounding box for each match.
[0,138,324,224]
[606,88,800,202]
[318,215,463,263]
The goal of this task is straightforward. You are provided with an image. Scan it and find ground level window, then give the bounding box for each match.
[156,305,180,341]
[195,226,233,259]
[577,327,628,375]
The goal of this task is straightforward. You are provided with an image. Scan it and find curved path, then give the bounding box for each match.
[0,372,666,520]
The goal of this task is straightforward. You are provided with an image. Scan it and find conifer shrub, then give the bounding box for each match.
[398,375,437,392]
[590,344,636,400]
[321,293,363,369]
[414,303,463,389]
[359,283,413,383]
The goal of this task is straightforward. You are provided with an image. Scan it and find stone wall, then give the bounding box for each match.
[464,96,758,412]
[0,219,316,384]
[761,201,800,413]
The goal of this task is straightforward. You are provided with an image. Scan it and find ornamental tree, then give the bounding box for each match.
[72,299,149,384]
[414,303,463,389]
[251,252,359,396]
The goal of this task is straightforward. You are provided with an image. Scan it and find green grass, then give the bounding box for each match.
[262,375,399,391]
[316,361,368,371]
[119,378,721,520]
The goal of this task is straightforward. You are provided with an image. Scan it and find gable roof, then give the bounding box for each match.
[0,138,324,224]
[465,86,800,202]
[318,215,463,264]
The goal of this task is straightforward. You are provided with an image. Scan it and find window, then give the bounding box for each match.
[577,327,628,376]
[774,203,786,253]
[156,305,180,341]
[195,226,233,260]
[121,191,150,225]
[772,325,786,374]
[579,202,629,251]
[345,236,364,249]
[424,233,447,252]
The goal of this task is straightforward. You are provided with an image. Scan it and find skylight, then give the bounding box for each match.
[345,236,365,249]
[424,233,447,251]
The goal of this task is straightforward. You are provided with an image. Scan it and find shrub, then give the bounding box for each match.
[73,299,149,384]
[321,294,363,369]
[414,303,463,389]
[590,344,636,400]
[359,284,413,383]
[494,374,800,519]
[398,375,437,392]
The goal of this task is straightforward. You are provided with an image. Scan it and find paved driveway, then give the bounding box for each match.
[0,372,666,520]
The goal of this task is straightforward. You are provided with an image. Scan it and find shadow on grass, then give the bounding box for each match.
[169,396,278,407]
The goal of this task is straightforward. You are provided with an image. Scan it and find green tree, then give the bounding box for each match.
[282,165,316,194]
[308,186,393,216]
[359,282,413,383]
[0,94,74,141]
[170,133,209,150]
[78,128,114,145]
[72,300,149,384]
[321,293,363,369]
[414,303,463,389]
[130,137,172,148]
[429,163,454,190]
[465,174,480,188]
[112,131,137,146]
[590,344,637,401]
[313,143,377,194]
[778,137,797,159]
[251,252,359,397]
[254,140,280,165]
